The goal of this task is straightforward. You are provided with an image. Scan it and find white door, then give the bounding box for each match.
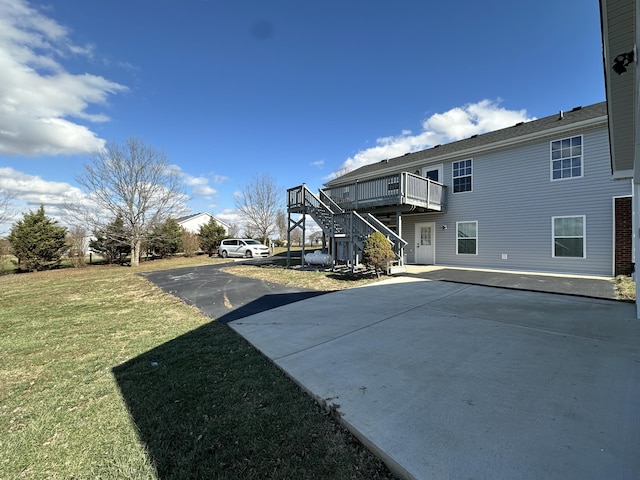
[415,222,435,264]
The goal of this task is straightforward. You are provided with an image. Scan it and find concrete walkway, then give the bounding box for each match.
[402,265,619,300]
[229,276,640,479]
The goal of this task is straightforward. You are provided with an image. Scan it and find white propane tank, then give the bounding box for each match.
[304,250,333,267]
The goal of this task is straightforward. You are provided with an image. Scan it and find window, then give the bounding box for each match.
[453,159,472,193]
[456,221,477,255]
[551,135,582,180]
[552,216,585,258]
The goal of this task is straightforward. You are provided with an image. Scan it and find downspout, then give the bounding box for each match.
[301,208,306,268]
[397,211,404,266]
[355,180,359,210]
[633,2,640,318]
[287,209,291,267]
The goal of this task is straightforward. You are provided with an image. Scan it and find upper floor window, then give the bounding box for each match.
[453,159,472,193]
[551,135,582,180]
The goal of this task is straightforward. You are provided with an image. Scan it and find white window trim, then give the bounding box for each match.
[456,220,478,255]
[422,164,444,183]
[452,158,473,193]
[550,135,584,182]
[551,215,586,259]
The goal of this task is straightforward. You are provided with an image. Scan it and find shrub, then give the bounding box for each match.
[181,230,200,257]
[67,226,88,268]
[362,231,395,278]
[0,237,13,273]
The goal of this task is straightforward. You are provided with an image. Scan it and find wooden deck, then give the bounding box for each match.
[320,172,445,212]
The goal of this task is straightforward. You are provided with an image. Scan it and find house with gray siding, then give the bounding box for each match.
[288,102,632,277]
[599,0,639,309]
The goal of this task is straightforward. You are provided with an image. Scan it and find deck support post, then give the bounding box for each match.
[397,211,404,266]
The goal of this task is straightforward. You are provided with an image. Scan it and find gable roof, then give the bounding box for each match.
[175,212,230,228]
[325,102,607,187]
[175,212,205,223]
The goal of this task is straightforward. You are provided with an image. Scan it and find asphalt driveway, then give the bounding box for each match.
[141,263,325,323]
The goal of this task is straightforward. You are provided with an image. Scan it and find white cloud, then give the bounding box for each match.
[170,165,220,199]
[0,166,91,232]
[0,167,84,203]
[212,174,229,185]
[310,160,324,168]
[332,99,533,178]
[181,173,208,187]
[215,208,242,228]
[0,0,127,156]
[193,185,217,196]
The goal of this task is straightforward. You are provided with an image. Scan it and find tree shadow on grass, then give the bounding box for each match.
[112,291,396,480]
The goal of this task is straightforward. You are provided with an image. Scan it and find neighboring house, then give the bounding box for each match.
[288,102,632,277]
[176,212,230,235]
[599,0,638,312]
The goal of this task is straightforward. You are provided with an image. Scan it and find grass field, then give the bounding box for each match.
[0,257,395,479]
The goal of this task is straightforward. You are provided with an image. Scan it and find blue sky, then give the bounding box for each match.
[0,0,606,233]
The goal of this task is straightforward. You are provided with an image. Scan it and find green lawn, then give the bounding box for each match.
[0,258,395,479]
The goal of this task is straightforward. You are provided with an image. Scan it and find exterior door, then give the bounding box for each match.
[422,164,443,183]
[415,222,435,264]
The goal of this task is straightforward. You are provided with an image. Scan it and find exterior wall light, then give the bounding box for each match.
[612,50,635,75]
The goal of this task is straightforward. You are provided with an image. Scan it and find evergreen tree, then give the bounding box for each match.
[8,205,68,272]
[199,217,226,256]
[362,231,396,278]
[149,219,183,258]
[89,215,129,264]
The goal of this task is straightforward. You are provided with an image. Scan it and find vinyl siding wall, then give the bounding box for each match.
[400,126,631,276]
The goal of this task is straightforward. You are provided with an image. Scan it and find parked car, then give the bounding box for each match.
[219,239,270,258]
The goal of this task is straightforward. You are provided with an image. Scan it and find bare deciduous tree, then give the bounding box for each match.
[275,210,287,242]
[289,226,302,246]
[226,222,240,238]
[234,173,283,241]
[67,226,88,268]
[328,165,353,181]
[75,137,188,267]
[0,188,16,234]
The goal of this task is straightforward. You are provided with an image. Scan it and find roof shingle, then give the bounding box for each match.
[326,102,607,186]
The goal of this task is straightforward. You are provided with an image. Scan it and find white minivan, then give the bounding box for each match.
[219,239,270,258]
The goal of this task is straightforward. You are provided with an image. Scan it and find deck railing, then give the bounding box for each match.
[322,172,445,211]
[285,184,407,270]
